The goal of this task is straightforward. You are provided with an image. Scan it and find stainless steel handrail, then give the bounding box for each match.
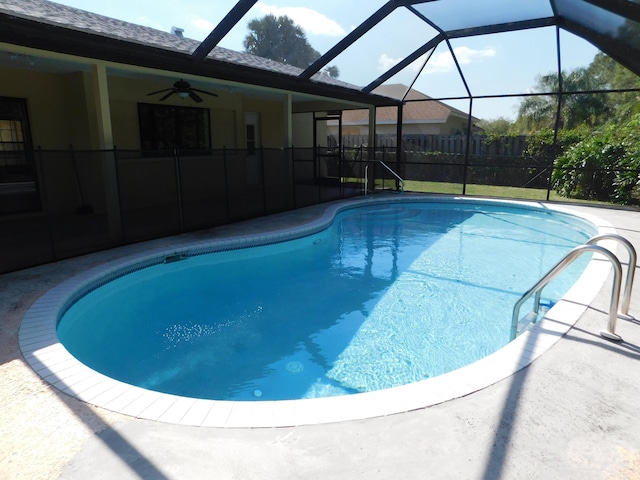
[378,161,405,192]
[364,164,369,196]
[585,233,637,318]
[511,244,623,342]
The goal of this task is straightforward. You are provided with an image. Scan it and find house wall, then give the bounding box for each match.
[342,126,361,135]
[0,68,106,216]
[442,116,470,135]
[242,97,284,148]
[373,123,443,135]
[103,77,302,150]
[67,72,95,149]
[1,67,93,149]
[1,62,328,153]
[211,109,238,149]
[315,115,330,148]
[291,112,339,148]
[106,76,245,150]
[329,115,472,137]
[292,112,313,146]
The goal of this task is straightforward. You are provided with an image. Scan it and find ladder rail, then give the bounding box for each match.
[511,244,623,341]
[364,164,369,195]
[378,161,405,192]
[585,233,637,317]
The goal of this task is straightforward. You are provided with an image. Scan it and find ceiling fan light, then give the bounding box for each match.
[177,91,190,98]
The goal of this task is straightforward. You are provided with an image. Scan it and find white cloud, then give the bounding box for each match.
[378,46,496,75]
[377,53,398,72]
[255,2,345,36]
[191,18,216,33]
[425,46,496,73]
[135,15,165,32]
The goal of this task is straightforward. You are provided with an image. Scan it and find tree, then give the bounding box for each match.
[510,53,640,205]
[322,65,340,79]
[514,74,560,133]
[477,117,514,135]
[244,14,321,69]
[515,69,611,133]
[587,52,640,120]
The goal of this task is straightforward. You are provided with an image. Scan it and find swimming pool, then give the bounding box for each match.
[19,196,617,426]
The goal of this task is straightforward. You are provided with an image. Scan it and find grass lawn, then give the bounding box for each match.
[372,179,615,206]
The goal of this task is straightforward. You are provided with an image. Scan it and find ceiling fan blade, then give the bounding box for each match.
[147,87,174,96]
[191,88,218,97]
[159,90,176,101]
[189,91,204,103]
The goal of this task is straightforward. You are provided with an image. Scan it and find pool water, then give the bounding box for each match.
[57,201,596,401]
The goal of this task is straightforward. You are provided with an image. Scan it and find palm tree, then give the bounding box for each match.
[516,68,609,132]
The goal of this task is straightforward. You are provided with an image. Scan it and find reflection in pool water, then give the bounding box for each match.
[57,200,596,401]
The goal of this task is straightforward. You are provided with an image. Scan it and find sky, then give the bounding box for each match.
[51,0,600,121]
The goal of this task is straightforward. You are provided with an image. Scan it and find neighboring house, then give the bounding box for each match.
[328,84,480,137]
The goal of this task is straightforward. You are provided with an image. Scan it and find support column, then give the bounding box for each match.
[90,63,122,239]
[368,106,376,150]
[91,63,114,149]
[367,106,376,192]
[284,93,293,147]
[396,102,403,191]
[284,94,294,206]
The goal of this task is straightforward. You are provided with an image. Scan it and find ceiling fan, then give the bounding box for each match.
[147,79,218,103]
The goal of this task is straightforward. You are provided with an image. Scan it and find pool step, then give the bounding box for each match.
[517,310,540,333]
[164,253,187,263]
[516,299,557,334]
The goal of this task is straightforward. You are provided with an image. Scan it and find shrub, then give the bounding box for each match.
[610,115,640,204]
[552,136,621,201]
[524,127,588,160]
[552,116,640,204]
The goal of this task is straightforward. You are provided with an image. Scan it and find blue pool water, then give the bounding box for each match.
[57,200,597,401]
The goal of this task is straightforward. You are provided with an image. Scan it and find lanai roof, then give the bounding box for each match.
[194,0,640,105]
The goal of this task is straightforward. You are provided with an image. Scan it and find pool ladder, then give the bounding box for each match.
[364,161,405,195]
[511,234,636,342]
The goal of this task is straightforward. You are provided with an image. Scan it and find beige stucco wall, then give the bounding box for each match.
[441,116,470,134]
[242,97,285,148]
[372,123,442,135]
[1,59,323,153]
[315,115,330,148]
[106,76,246,150]
[0,66,293,219]
[329,115,471,137]
[211,109,238,149]
[292,112,314,147]
[0,67,93,149]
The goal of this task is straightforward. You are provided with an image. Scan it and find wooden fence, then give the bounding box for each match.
[330,134,529,157]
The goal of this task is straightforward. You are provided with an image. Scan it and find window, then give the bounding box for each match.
[0,97,38,215]
[138,103,211,152]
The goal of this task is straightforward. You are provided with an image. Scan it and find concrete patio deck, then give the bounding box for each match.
[1,195,639,479]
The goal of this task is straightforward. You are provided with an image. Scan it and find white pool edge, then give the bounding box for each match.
[18,195,617,428]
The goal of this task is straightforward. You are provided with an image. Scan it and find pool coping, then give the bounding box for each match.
[18,195,618,428]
